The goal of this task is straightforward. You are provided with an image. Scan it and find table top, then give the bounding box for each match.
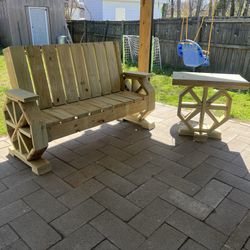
[172,72,250,89]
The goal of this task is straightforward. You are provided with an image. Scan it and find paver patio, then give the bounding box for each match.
[0,103,250,250]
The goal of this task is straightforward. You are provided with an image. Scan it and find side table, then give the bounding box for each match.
[172,72,250,142]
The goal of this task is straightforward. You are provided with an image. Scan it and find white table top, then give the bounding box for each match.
[172,72,250,89]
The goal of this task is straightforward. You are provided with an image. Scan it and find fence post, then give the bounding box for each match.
[243,33,250,81]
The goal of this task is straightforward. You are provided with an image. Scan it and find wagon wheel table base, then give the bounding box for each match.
[172,72,250,142]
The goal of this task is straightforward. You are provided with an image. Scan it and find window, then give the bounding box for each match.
[115,8,125,21]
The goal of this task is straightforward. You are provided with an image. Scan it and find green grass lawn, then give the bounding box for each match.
[0,50,249,136]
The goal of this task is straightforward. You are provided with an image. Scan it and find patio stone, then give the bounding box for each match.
[215,170,250,194]
[50,157,77,178]
[177,151,208,169]
[99,145,131,161]
[23,189,68,222]
[185,163,220,186]
[34,173,72,197]
[96,170,136,196]
[64,164,105,187]
[156,172,201,196]
[127,178,169,208]
[154,160,191,177]
[161,188,213,220]
[0,161,17,179]
[206,198,247,235]
[224,211,250,249]
[166,210,227,250]
[147,144,183,161]
[125,163,163,185]
[51,199,104,236]
[124,150,155,168]
[194,179,232,208]
[124,138,156,155]
[197,144,238,162]
[10,211,61,250]
[98,156,134,176]
[1,239,30,250]
[1,169,34,188]
[93,188,140,221]
[58,178,104,208]
[94,240,119,250]
[0,225,19,248]
[227,188,250,208]
[50,224,104,250]
[0,200,31,226]
[0,180,39,209]
[0,182,6,193]
[90,211,145,250]
[205,157,248,177]
[129,197,176,237]
[137,224,187,250]
[179,239,207,250]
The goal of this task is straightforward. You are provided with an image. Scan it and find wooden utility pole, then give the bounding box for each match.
[138,0,154,72]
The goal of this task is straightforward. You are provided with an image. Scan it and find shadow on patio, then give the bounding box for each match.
[0,103,250,250]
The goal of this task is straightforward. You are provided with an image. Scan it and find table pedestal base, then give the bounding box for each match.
[179,123,221,142]
[177,87,232,142]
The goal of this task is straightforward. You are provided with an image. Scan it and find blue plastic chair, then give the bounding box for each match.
[177,39,210,68]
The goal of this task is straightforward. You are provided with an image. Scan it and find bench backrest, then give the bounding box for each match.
[4,42,122,109]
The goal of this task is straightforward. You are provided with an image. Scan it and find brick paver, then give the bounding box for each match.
[10,211,61,250]
[90,211,145,250]
[0,103,250,250]
[51,199,105,236]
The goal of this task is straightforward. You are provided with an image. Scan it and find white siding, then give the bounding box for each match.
[81,0,103,20]
[103,0,165,21]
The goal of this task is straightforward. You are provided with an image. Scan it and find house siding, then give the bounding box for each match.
[102,0,164,21]
[82,0,103,20]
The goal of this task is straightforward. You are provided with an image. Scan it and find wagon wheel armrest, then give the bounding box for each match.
[6,89,39,103]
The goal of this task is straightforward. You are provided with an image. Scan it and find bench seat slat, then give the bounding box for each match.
[115,91,144,101]
[41,91,143,126]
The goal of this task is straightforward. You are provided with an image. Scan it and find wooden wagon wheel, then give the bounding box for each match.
[3,99,44,161]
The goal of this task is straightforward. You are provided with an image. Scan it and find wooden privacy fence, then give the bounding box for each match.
[68,17,250,81]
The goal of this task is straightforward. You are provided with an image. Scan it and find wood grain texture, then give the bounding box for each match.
[82,43,101,97]
[70,44,91,99]
[26,46,52,109]
[42,45,66,106]
[57,45,79,103]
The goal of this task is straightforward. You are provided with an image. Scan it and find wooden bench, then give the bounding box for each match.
[3,42,155,175]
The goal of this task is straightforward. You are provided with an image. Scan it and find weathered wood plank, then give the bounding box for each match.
[4,47,33,91]
[57,45,79,103]
[94,42,112,95]
[26,46,52,109]
[82,43,101,97]
[70,44,91,99]
[105,42,121,92]
[42,45,66,106]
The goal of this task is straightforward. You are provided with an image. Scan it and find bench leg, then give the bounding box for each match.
[4,99,51,175]
[9,146,51,175]
[124,110,155,130]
